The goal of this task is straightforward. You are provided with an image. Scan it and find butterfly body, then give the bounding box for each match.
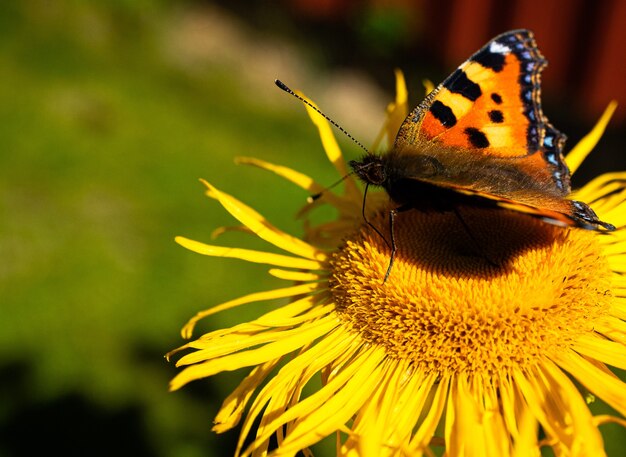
[350,29,615,232]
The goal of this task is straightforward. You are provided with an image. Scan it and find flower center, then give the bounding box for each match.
[329,206,613,376]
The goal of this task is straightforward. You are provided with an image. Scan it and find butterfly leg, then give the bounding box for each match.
[361,183,392,248]
[384,204,413,282]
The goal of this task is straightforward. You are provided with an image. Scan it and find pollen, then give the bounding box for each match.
[329,206,613,376]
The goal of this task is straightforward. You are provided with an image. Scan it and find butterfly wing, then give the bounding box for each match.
[395,29,570,197]
[414,178,615,231]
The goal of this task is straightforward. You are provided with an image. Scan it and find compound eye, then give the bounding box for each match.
[366,164,386,185]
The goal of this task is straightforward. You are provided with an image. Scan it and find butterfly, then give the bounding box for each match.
[348,29,615,273]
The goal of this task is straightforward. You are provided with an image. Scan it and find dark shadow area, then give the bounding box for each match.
[361,206,564,280]
[0,361,156,457]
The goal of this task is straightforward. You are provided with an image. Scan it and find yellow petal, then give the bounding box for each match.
[511,398,540,457]
[593,415,626,428]
[542,358,606,456]
[511,368,554,440]
[297,92,361,202]
[200,180,326,261]
[181,282,323,338]
[572,334,626,369]
[175,236,323,270]
[235,156,316,190]
[238,329,361,455]
[244,346,388,457]
[595,316,626,344]
[383,368,430,437]
[566,101,618,174]
[234,156,360,213]
[213,359,281,433]
[385,69,409,148]
[556,349,626,417]
[170,315,339,391]
[268,268,323,281]
[445,377,509,457]
[573,172,626,201]
[422,79,435,96]
[410,375,449,451]
[347,359,422,455]
[498,375,523,444]
[179,303,335,364]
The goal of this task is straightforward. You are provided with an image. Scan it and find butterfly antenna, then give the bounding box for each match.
[275,80,370,156]
[307,172,354,202]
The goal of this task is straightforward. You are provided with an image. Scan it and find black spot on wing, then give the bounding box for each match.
[429,100,457,127]
[443,69,482,101]
[488,110,504,123]
[471,47,505,72]
[491,93,502,104]
[464,127,490,148]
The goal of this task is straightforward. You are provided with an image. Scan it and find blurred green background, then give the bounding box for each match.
[1,1,625,456]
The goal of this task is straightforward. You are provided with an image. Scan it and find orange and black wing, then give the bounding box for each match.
[395,29,570,197]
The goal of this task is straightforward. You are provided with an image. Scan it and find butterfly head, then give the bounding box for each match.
[350,155,387,187]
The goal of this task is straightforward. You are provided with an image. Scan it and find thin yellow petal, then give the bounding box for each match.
[445,377,509,457]
[512,403,540,457]
[593,415,626,428]
[213,359,281,433]
[175,236,323,270]
[511,368,556,440]
[556,349,626,417]
[235,156,316,190]
[584,181,626,205]
[171,315,339,391]
[371,69,409,153]
[572,334,626,369]
[300,93,346,173]
[244,346,388,457]
[200,179,326,261]
[423,79,435,96]
[481,381,510,457]
[389,370,431,440]
[611,299,626,321]
[268,268,323,281]
[348,359,421,455]
[181,282,324,338]
[542,359,606,456]
[235,156,357,212]
[238,330,361,455]
[498,375,523,443]
[598,236,626,255]
[386,69,409,147]
[179,304,336,364]
[252,297,332,327]
[396,69,408,105]
[573,172,626,201]
[566,101,618,174]
[410,375,449,451]
[297,92,361,202]
[608,255,626,273]
[182,293,324,348]
[595,317,626,344]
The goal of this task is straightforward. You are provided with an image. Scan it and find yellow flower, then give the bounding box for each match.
[169,72,626,456]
